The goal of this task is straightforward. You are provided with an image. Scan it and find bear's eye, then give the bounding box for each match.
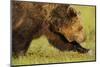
[57,28,60,31]
[78,26,83,31]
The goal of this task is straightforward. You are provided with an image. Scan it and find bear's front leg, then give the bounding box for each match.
[45,30,74,51]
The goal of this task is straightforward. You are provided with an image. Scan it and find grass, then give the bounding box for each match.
[12,5,96,66]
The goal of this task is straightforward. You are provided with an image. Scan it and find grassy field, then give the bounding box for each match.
[12,5,96,66]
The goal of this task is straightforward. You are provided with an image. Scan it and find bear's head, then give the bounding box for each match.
[49,5,86,43]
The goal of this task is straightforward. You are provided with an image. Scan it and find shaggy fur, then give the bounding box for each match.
[12,1,89,56]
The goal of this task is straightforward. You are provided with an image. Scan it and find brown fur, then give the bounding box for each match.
[12,1,89,57]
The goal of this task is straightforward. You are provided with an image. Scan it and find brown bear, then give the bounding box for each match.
[12,1,89,57]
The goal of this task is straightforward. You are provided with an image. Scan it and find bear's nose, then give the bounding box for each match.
[74,33,86,43]
[82,36,86,42]
[81,32,87,42]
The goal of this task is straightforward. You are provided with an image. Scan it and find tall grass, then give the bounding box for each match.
[12,5,96,66]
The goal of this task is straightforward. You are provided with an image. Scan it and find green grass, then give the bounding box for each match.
[12,5,96,65]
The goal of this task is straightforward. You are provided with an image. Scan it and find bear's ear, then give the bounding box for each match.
[67,7,77,18]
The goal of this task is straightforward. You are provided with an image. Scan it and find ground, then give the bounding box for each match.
[12,5,96,66]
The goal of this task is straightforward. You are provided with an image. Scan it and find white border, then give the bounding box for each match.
[0,0,100,67]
